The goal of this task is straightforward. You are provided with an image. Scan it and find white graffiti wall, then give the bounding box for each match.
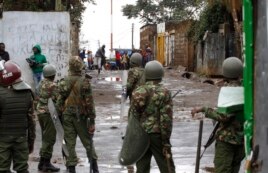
[0,11,70,87]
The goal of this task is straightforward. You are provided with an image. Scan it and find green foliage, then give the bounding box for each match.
[2,0,96,29]
[187,1,231,42]
[122,0,205,24]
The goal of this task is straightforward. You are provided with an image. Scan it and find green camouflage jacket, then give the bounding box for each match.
[36,78,58,114]
[203,108,244,145]
[205,79,243,145]
[126,67,145,99]
[129,81,173,144]
[56,74,96,125]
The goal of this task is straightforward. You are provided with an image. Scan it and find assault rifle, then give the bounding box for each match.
[200,122,220,159]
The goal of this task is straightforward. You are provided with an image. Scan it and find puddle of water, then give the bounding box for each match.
[105,115,121,120]
[103,77,122,82]
[115,95,122,99]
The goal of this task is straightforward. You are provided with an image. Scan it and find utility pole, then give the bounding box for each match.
[110,0,113,51]
[132,23,134,50]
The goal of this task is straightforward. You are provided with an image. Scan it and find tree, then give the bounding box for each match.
[122,0,206,24]
[3,0,96,28]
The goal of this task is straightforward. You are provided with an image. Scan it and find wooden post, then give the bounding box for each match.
[195,120,203,173]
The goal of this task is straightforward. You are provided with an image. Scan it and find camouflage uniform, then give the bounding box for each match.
[36,79,58,160]
[126,67,145,100]
[56,57,98,172]
[201,80,244,173]
[129,81,176,173]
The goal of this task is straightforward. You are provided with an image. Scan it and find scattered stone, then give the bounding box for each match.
[181,72,192,79]
[110,126,118,129]
[203,79,215,85]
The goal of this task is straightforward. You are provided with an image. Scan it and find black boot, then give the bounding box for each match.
[67,166,76,173]
[92,159,99,173]
[42,158,60,172]
[38,157,45,170]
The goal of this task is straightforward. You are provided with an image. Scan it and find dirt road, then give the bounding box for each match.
[28,68,226,173]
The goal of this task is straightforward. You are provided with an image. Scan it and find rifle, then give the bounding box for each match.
[200,122,220,159]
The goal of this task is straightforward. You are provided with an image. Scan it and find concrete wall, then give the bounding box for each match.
[196,33,225,76]
[0,11,70,88]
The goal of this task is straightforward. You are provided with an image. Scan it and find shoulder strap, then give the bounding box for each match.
[64,77,88,114]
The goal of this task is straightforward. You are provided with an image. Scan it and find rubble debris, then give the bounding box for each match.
[202,79,215,85]
[181,72,192,79]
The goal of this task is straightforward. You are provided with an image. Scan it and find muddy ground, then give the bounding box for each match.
[26,68,244,173]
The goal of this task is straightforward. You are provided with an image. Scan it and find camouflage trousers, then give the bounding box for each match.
[0,136,29,172]
[136,133,176,173]
[63,111,98,166]
[214,140,245,173]
[38,113,57,159]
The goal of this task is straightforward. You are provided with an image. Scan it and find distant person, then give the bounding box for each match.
[36,64,60,172]
[146,46,152,62]
[95,45,106,75]
[26,44,47,95]
[115,50,121,70]
[0,61,36,173]
[121,52,128,70]
[0,42,10,61]
[79,48,86,61]
[87,50,93,70]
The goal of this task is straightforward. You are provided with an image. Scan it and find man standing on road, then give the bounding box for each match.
[126,52,145,101]
[56,56,99,173]
[0,42,10,61]
[27,44,47,95]
[129,60,176,173]
[95,45,106,76]
[0,61,36,173]
[36,64,60,172]
[191,57,244,173]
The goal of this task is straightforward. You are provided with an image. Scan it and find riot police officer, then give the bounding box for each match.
[129,60,176,173]
[191,57,244,173]
[56,56,99,173]
[126,52,145,100]
[36,64,60,172]
[0,61,36,173]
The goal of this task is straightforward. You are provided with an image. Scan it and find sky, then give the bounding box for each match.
[80,0,142,55]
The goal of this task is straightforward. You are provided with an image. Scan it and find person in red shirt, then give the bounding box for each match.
[115,50,121,70]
